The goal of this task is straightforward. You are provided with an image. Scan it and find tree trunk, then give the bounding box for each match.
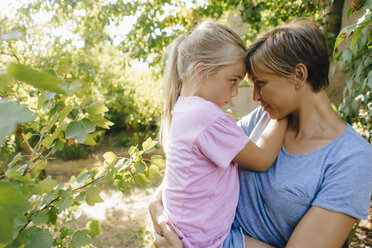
[15,124,33,155]
[323,0,345,53]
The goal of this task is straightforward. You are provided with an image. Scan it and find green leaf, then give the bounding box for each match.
[78,63,95,75]
[12,215,27,239]
[83,134,97,146]
[142,137,157,153]
[86,187,103,206]
[40,190,55,206]
[76,170,90,185]
[58,105,73,124]
[31,209,49,225]
[47,207,58,224]
[151,155,166,169]
[41,135,54,148]
[135,173,150,185]
[148,165,161,180]
[36,178,58,194]
[7,230,31,248]
[86,220,103,238]
[65,118,95,143]
[90,117,114,129]
[55,139,64,151]
[25,230,53,248]
[23,132,33,143]
[103,152,118,167]
[87,102,108,115]
[334,34,345,49]
[0,100,35,143]
[128,146,139,156]
[60,226,69,239]
[7,153,22,167]
[7,63,66,94]
[351,27,363,53]
[135,161,146,173]
[56,196,73,213]
[71,230,92,248]
[0,182,30,245]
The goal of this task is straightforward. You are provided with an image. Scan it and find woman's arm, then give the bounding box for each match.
[234,118,288,172]
[286,206,356,248]
[148,184,183,248]
[244,235,275,248]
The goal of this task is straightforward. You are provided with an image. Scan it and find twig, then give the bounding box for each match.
[72,174,106,192]
[24,144,55,174]
[19,172,107,233]
[22,117,54,176]
[7,42,20,63]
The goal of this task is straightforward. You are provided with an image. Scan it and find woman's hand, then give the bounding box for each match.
[149,184,183,248]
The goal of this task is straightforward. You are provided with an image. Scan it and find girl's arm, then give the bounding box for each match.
[234,118,288,171]
[286,206,356,248]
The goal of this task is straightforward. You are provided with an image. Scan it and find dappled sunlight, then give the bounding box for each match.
[79,188,153,224]
[65,187,157,247]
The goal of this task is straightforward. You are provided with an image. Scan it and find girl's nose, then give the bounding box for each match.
[231,86,239,97]
[252,85,261,102]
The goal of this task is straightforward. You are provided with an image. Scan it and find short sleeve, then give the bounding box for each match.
[195,114,250,170]
[237,107,266,137]
[312,151,372,219]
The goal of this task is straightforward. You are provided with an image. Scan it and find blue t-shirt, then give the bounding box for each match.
[235,107,372,247]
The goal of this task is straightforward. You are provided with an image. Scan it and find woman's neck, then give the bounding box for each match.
[284,90,346,154]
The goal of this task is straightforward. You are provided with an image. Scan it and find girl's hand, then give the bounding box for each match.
[149,184,183,248]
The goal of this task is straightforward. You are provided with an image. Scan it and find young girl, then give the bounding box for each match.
[158,21,288,248]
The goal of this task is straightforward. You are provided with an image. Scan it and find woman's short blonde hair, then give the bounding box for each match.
[246,19,329,93]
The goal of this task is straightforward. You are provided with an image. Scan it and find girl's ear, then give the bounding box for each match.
[294,63,308,89]
[194,62,206,79]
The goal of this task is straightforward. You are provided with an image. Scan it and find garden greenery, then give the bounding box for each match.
[0,0,370,247]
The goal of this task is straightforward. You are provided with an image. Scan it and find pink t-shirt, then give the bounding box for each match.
[163,96,250,248]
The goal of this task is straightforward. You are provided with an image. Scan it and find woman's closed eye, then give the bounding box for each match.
[254,80,265,88]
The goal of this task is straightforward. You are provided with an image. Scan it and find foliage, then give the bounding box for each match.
[1,0,370,247]
[104,67,162,146]
[334,1,372,142]
[0,60,164,247]
[237,0,324,43]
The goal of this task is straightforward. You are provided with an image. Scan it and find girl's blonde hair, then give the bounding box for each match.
[160,21,247,146]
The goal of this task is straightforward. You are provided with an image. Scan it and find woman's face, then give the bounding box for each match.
[249,66,299,119]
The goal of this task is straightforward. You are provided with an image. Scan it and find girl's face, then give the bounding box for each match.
[249,66,299,119]
[196,60,246,109]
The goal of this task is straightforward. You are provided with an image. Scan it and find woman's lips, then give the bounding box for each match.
[262,105,270,111]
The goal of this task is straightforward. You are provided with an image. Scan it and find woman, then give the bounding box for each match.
[149,19,372,248]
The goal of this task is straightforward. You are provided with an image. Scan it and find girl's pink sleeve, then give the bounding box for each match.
[195,114,250,169]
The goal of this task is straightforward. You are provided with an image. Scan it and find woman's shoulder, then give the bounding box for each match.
[334,124,372,155]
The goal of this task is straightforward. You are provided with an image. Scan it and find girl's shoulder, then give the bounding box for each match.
[174,96,225,123]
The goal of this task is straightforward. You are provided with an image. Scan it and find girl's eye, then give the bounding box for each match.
[230,79,238,86]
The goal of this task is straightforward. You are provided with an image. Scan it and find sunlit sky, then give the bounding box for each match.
[0,0,207,70]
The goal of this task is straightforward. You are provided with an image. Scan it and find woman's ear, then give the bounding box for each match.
[294,63,308,89]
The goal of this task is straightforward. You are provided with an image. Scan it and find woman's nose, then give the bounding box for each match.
[252,85,261,102]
